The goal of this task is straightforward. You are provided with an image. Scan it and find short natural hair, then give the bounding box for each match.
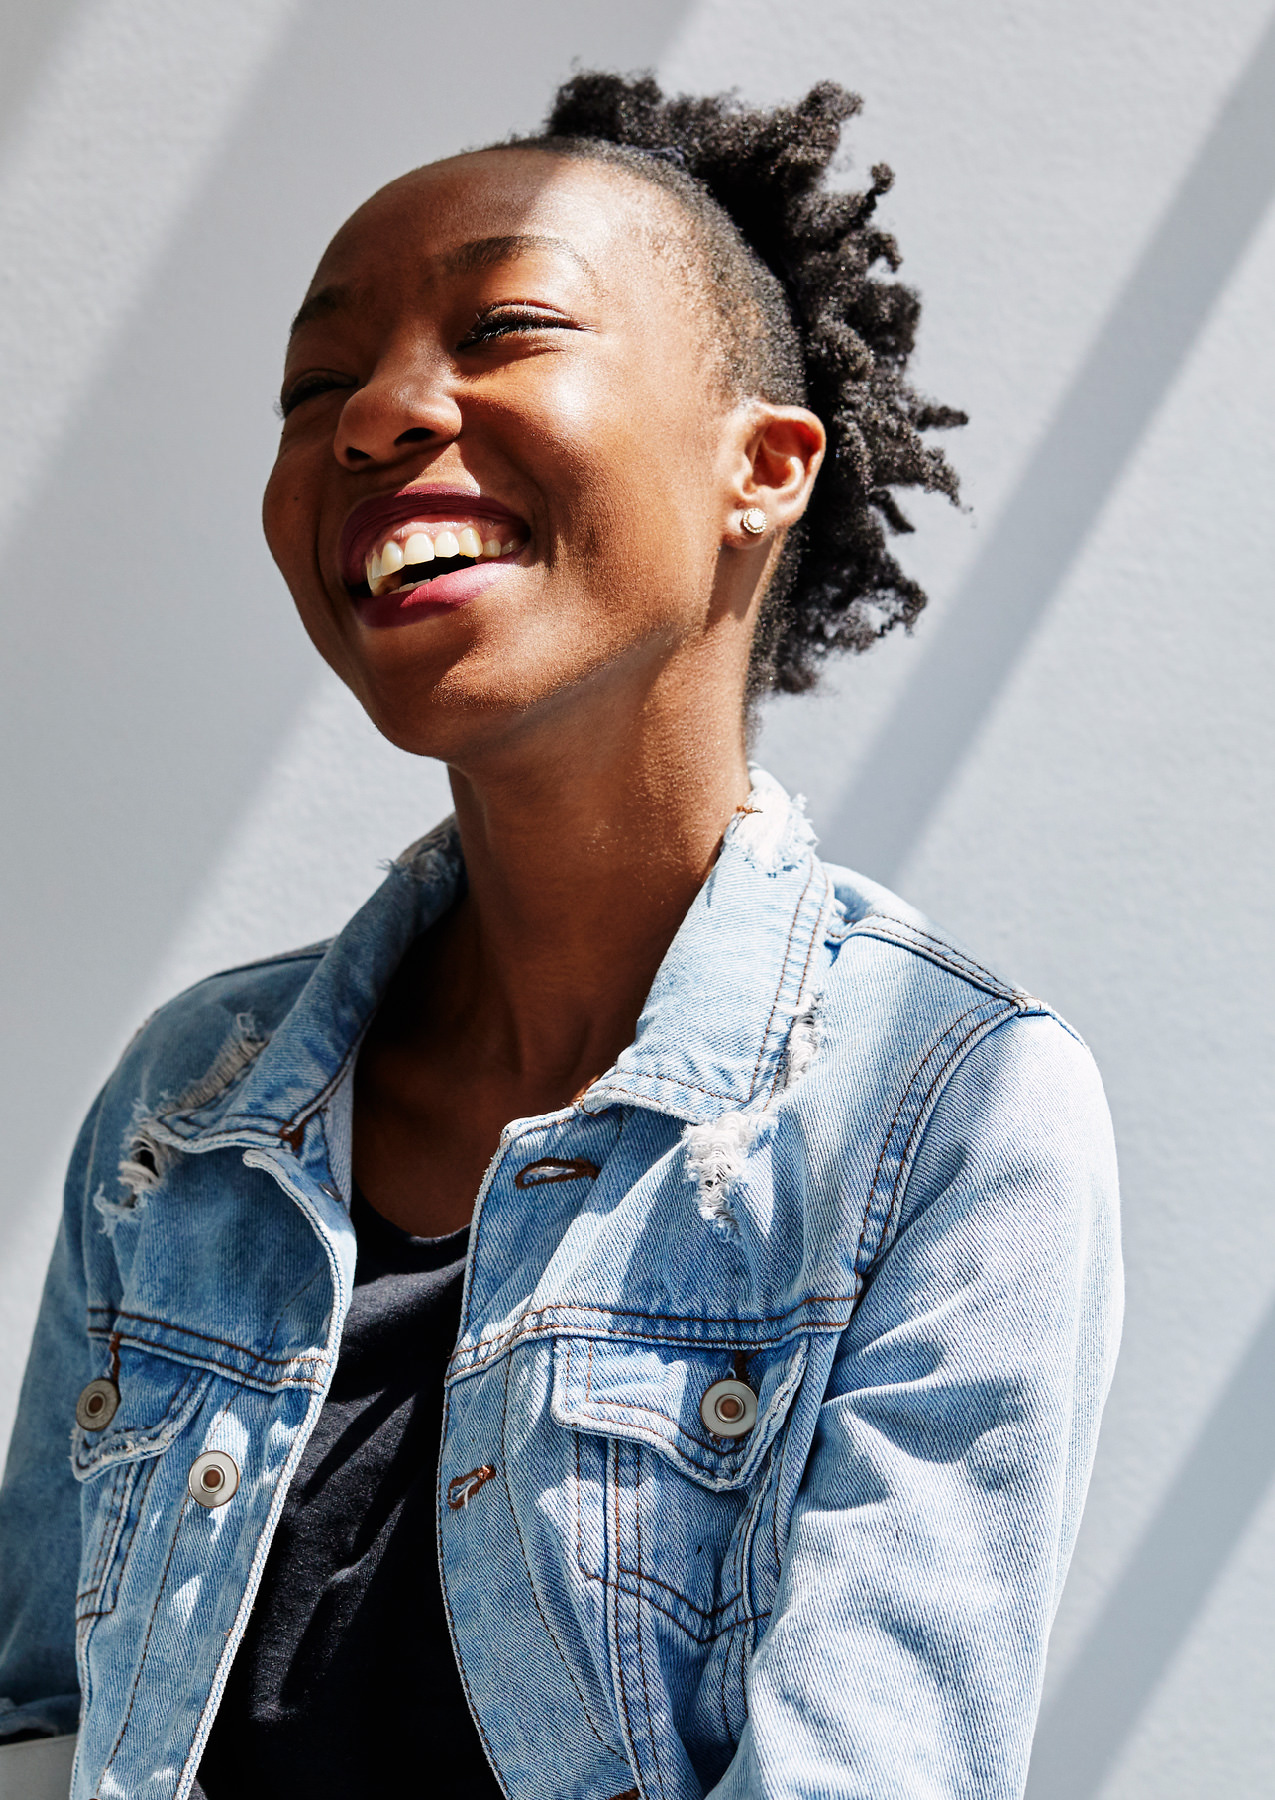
[499,72,965,696]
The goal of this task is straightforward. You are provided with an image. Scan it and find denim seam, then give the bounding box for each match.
[747,859,819,1102]
[434,1389,508,1792]
[878,1005,1021,1262]
[499,1342,623,1756]
[87,1303,325,1368]
[88,1461,143,1608]
[75,1456,156,1631]
[72,1364,212,1479]
[853,999,1011,1277]
[450,1303,852,1378]
[764,870,833,1103]
[884,1009,1038,1271]
[76,1459,131,1606]
[579,1340,749,1464]
[849,917,1018,997]
[86,1333,323,1396]
[566,1338,808,1485]
[854,914,1012,986]
[574,1431,761,1642]
[630,1443,669,1800]
[98,1490,191,1780]
[100,1375,239,1782]
[609,1441,644,1789]
[88,1308,327,1374]
[570,1345,747,1619]
[857,998,991,1258]
[76,1466,119,1599]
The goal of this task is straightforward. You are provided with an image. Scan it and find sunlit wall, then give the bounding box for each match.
[2,3,1272,1794]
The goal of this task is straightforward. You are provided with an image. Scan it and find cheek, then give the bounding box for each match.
[525,376,719,592]
[261,448,309,579]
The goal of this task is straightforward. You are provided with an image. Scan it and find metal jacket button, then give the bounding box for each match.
[188,1450,240,1508]
[700,1377,758,1438]
[75,1378,120,1431]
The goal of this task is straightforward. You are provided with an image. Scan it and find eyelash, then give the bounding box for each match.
[277,308,573,415]
[457,305,574,348]
[277,372,352,418]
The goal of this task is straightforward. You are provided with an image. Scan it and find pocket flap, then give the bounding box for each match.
[552,1333,807,1491]
[72,1354,212,1481]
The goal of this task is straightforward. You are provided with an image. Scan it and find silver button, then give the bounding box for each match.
[188,1450,240,1508]
[700,1377,758,1439]
[75,1378,120,1431]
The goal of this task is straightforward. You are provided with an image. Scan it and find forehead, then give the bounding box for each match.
[309,149,683,301]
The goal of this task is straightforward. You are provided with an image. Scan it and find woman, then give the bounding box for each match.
[0,73,1120,1800]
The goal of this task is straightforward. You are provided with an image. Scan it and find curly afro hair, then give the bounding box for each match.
[495,71,965,696]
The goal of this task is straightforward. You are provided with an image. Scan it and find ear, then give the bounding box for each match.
[721,404,825,547]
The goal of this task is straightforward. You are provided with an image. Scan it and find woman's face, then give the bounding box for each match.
[265,150,801,766]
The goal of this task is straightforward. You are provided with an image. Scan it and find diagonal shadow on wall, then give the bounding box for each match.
[0,0,691,1281]
[823,8,1275,884]
[1026,1292,1275,1798]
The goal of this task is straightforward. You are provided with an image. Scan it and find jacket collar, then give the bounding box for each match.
[160,769,837,1148]
[581,770,836,1123]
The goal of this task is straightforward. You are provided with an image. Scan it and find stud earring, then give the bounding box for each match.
[740,507,767,536]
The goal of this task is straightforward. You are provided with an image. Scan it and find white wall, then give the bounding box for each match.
[3,3,1273,1794]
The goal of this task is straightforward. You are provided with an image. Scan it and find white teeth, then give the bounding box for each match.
[362,523,522,593]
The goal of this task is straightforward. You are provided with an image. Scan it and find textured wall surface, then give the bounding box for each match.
[2,2,1272,1794]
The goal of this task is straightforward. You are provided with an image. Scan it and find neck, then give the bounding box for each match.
[437,662,752,1091]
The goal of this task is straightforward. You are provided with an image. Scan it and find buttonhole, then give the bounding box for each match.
[513,1157,601,1190]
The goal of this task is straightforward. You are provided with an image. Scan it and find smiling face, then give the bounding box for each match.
[265,148,818,770]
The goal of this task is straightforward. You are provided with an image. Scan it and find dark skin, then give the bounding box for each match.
[266,148,824,1234]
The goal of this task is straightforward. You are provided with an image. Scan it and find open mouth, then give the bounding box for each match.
[340,488,529,602]
[349,521,526,599]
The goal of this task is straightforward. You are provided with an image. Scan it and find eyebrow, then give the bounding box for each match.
[288,233,597,338]
[440,233,598,284]
[289,285,349,338]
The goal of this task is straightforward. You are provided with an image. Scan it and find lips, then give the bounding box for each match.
[338,486,528,591]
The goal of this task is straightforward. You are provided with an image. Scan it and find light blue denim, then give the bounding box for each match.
[0,772,1121,1800]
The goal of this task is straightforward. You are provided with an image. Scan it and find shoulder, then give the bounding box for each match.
[811,858,1113,1219]
[822,861,1048,1011]
[818,858,1088,1055]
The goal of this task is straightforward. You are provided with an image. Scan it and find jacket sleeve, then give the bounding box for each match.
[0,1092,105,1742]
[715,1011,1123,1800]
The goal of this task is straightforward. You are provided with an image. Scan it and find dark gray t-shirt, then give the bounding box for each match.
[195,1187,500,1799]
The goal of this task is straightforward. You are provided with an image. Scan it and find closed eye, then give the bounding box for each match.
[277,370,358,418]
[457,304,582,350]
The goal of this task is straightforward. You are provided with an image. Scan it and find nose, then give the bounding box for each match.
[334,353,462,468]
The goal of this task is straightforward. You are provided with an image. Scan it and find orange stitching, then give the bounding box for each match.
[498,1347,621,1754]
[448,1297,853,1376]
[92,1310,325,1370]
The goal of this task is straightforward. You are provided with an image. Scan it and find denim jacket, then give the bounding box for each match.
[0,771,1121,1800]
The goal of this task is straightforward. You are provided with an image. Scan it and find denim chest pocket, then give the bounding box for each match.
[71,1350,214,1696]
[553,1334,808,1642]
